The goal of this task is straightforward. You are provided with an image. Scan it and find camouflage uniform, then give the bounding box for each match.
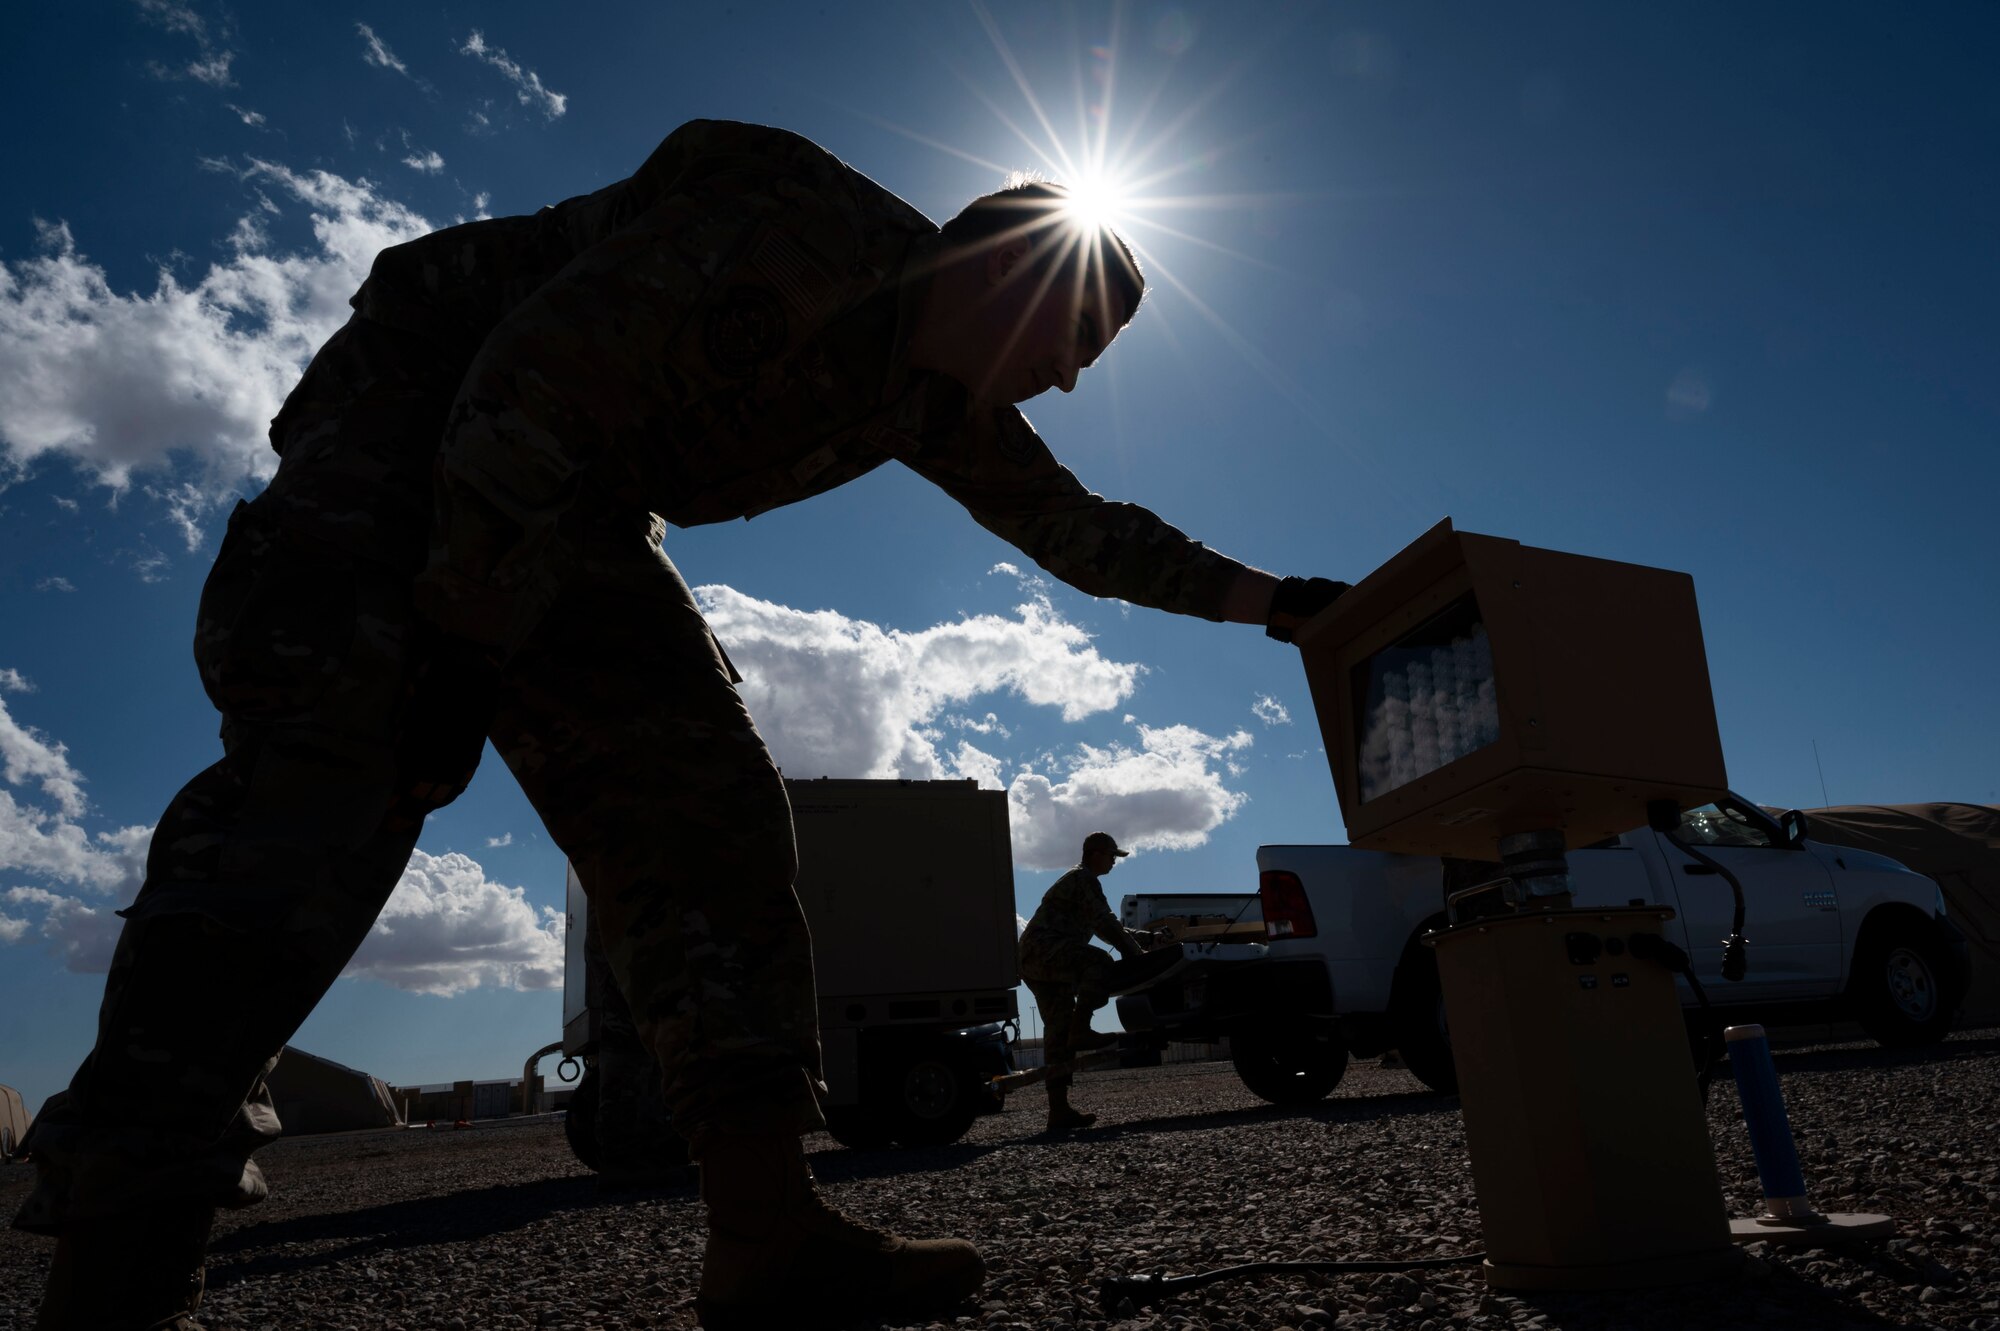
[1019,868,1139,1088]
[16,119,1250,1234]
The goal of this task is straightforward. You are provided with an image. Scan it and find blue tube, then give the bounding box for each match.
[1725,1024,1810,1211]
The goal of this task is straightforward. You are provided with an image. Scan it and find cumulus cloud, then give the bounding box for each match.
[0,692,558,994]
[0,161,434,530]
[36,577,75,593]
[486,832,513,848]
[357,22,410,77]
[402,149,445,173]
[1008,723,1253,870]
[0,669,33,694]
[1252,694,1291,726]
[0,688,89,818]
[698,583,1141,784]
[460,31,567,119]
[225,103,266,128]
[698,584,1252,866]
[344,849,563,996]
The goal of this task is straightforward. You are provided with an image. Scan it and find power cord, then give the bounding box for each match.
[1101,1251,1486,1312]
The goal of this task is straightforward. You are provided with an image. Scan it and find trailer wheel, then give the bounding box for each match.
[563,1063,603,1172]
[1390,944,1458,1095]
[1853,918,1959,1048]
[823,1105,895,1151]
[887,1045,980,1147]
[1230,1021,1347,1105]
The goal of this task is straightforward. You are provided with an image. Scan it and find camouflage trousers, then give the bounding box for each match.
[16,315,823,1235]
[1020,946,1115,1091]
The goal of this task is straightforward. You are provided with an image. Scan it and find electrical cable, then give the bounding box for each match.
[1658,829,1750,982]
[1100,1251,1486,1312]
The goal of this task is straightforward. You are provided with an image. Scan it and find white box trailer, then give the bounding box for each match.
[559,778,1019,1156]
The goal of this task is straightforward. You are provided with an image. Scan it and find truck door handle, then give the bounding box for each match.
[1682,864,1718,876]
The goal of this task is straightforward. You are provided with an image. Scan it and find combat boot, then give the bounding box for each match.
[1045,1083,1097,1135]
[692,1131,983,1328]
[36,1205,214,1331]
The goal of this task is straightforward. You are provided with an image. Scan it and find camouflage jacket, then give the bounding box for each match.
[347,120,1249,648]
[1018,867,1134,972]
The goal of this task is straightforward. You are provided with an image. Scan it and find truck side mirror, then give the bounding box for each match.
[1778,809,1808,850]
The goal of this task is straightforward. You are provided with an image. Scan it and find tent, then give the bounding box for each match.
[266,1046,402,1135]
[1798,803,2000,1029]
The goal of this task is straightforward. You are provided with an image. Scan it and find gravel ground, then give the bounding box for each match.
[4,1031,1997,1331]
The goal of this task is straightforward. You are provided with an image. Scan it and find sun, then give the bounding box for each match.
[1062,171,1130,233]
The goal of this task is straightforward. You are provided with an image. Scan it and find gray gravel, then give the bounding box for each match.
[4,1031,1997,1330]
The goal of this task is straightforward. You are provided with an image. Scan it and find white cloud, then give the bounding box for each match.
[0,688,557,994]
[36,576,76,593]
[486,832,513,848]
[0,695,557,993]
[698,584,1250,867]
[0,691,89,818]
[184,51,234,87]
[1252,694,1291,726]
[402,150,445,174]
[136,0,236,89]
[1008,723,1253,870]
[357,22,410,77]
[135,0,206,40]
[345,849,562,996]
[0,162,434,516]
[697,583,1141,783]
[225,103,265,128]
[0,669,33,694]
[460,31,567,119]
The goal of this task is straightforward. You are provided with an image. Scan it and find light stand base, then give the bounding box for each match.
[1483,1243,1745,1291]
[1728,1213,1895,1246]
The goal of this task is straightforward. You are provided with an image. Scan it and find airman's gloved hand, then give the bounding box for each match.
[1264,576,1351,643]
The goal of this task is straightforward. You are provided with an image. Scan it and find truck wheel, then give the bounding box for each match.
[1854,920,1958,1048]
[562,1063,603,1172]
[1390,947,1458,1095]
[1230,1022,1347,1105]
[888,1046,980,1147]
[823,1105,895,1150]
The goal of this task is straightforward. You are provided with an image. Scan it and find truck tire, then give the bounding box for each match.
[563,1063,603,1172]
[1390,944,1459,1095]
[1853,919,1958,1048]
[887,1045,980,1147]
[1230,1021,1347,1105]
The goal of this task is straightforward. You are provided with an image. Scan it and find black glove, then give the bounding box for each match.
[1265,576,1350,643]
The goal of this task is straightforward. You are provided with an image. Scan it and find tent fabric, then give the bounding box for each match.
[1798,803,2000,1028]
[266,1046,402,1135]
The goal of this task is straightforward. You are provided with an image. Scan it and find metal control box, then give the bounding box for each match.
[1294,519,1729,858]
[1430,906,1741,1287]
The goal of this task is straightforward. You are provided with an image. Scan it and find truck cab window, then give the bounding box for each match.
[1677,801,1778,850]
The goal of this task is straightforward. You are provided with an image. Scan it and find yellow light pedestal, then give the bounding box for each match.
[1429,905,1745,1290]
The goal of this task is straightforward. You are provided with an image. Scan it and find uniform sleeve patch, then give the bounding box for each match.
[704,286,788,377]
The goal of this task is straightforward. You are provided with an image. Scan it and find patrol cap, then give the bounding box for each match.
[1082,831,1129,859]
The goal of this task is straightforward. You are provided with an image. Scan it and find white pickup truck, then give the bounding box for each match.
[1121,793,1969,1105]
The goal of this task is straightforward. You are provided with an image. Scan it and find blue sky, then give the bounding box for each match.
[2,2,1995,1116]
